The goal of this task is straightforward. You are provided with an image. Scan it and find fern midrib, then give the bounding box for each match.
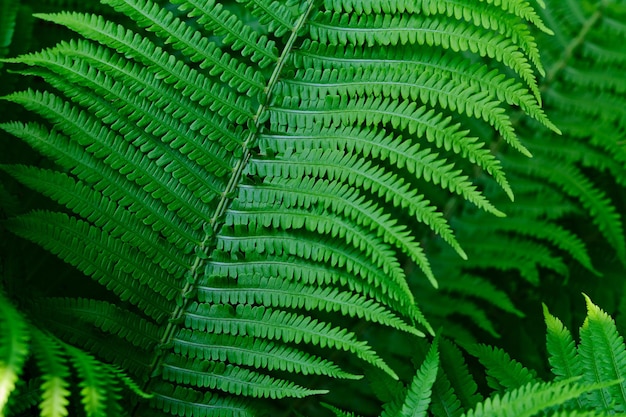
[543,2,606,87]
[137,0,317,405]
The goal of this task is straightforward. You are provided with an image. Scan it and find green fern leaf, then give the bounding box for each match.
[198,275,422,336]
[381,338,439,417]
[439,339,482,411]
[467,344,536,392]
[185,303,399,379]
[461,379,617,417]
[99,0,266,95]
[148,382,256,417]
[170,0,279,67]
[0,0,556,413]
[430,370,463,417]
[322,402,363,417]
[0,292,29,417]
[544,303,583,382]
[309,12,541,106]
[579,294,626,412]
[31,330,71,417]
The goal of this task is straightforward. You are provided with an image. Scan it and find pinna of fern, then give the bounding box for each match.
[0,0,557,415]
[0,288,151,417]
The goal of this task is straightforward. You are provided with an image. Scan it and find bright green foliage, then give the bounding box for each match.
[377,297,626,416]
[0,292,29,417]
[0,0,554,415]
[459,379,620,417]
[408,0,626,347]
[1,0,625,417]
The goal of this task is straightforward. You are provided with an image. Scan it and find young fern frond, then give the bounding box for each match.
[460,379,617,417]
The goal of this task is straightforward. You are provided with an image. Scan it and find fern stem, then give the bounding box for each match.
[544,2,606,87]
[136,0,318,408]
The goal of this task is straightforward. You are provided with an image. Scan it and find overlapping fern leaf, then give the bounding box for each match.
[324,296,626,416]
[408,0,626,345]
[470,295,626,415]
[0,0,555,415]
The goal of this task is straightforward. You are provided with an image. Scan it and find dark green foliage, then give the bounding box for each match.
[0,0,625,416]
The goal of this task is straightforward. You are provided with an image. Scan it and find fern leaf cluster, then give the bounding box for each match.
[405,0,626,345]
[325,296,626,417]
[0,289,148,417]
[0,0,557,414]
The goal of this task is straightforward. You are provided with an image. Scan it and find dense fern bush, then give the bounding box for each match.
[1,0,625,416]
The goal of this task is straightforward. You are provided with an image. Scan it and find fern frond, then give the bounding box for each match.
[0,292,29,417]
[41,298,162,351]
[99,0,266,95]
[322,402,363,417]
[173,330,360,380]
[7,211,176,321]
[461,379,616,417]
[248,147,472,255]
[430,370,463,417]
[502,154,626,265]
[148,382,256,417]
[438,339,482,411]
[543,302,584,409]
[0,122,203,249]
[0,287,142,417]
[277,66,521,164]
[444,234,568,285]
[455,213,598,275]
[437,275,522,318]
[578,294,626,412]
[467,344,536,392]
[1,0,556,414]
[184,303,399,380]
[230,177,435,287]
[170,0,279,67]
[236,0,296,38]
[34,12,256,125]
[197,275,422,336]
[293,40,557,134]
[259,126,505,215]
[64,344,110,417]
[544,303,583,382]
[11,60,234,179]
[1,165,192,276]
[31,330,72,417]
[2,90,215,227]
[207,251,424,328]
[161,355,326,399]
[382,338,439,417]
